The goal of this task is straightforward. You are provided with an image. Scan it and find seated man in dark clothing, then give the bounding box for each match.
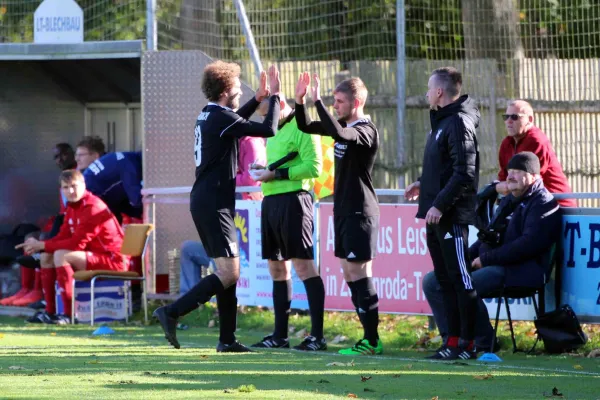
[83,151,143,221]
[423,152,563,355]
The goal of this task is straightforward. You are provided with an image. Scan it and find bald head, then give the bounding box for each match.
[504,99,535,140]
[508,100,534,116]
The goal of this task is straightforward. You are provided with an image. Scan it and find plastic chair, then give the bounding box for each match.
[71,224,153,326]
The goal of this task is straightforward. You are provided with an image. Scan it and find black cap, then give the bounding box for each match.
[507,151,540,175]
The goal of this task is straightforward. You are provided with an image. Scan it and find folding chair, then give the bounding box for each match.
[484,243,557,354]
[71,223,154,326]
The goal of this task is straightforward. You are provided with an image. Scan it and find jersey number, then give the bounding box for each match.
[194,125,202,167]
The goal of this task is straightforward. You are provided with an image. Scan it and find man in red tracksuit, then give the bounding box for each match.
[16,169,127,324]
[495,99,576,207]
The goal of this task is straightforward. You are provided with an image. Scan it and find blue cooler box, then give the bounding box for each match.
[55,280,132,323]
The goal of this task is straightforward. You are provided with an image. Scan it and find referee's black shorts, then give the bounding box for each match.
[334,214,379,262]
[190,179,238,259]
[261,190,314,261]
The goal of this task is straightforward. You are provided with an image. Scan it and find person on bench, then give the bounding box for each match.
[16,170,127,324]
[423,152,562,357]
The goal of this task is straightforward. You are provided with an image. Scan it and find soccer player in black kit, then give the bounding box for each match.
[294,72,383,355]
[153,62,282,352]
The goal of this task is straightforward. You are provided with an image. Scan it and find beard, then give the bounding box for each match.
[225,95,240,110]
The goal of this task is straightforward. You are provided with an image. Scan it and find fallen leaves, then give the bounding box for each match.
[543,387,564,398]
[473,373,494,380]
[360,375,372,382]
[331,335,347,344]
[587,349,600,358]
[237,384,256,393]
[326,360,355,367]
[347,394,358,398]
[316,379,330,384]
[573,365,583,370]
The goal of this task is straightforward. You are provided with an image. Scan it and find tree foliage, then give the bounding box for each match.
[1,0,598,59]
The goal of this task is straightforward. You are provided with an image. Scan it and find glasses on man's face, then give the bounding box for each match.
[502,113,528,121]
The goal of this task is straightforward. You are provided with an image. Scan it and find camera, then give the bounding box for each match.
[477,228,503,246]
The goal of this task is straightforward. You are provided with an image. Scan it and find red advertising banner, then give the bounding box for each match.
[319,203,434,315]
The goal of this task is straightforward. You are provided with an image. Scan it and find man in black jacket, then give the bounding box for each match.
[422,152,562,353]
[405,67,480,360]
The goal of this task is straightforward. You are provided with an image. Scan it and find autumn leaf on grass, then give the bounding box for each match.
[431,397,439,400]
[327,360,355,367]
[0,333,5,339]
[473,373,494,380]
[360,375,372,382]
[238,384,256,393]
[347,394,358,398]
[573,365,583,370]
[543,387,564,398]
[50,332,57,336]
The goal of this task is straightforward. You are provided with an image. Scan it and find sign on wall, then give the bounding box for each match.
[319,204,433,314]
[561,215,600,319]
[235,200,308,310]
[34,0,84,44]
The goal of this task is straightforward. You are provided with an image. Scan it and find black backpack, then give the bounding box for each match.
[533,304,588,354]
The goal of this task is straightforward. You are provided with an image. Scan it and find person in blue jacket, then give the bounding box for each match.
[83,151,143,221]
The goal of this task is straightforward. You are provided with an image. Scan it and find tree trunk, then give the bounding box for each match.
[461,0,523,97]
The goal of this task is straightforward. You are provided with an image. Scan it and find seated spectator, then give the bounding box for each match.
[75,136,106,172]
[83,151,143,221]
[237,136,266,200]
[1,143,78,308]
[424,152,562,357]
[494,100,576,207]
[179,240,214,295]
[16,170,127,324]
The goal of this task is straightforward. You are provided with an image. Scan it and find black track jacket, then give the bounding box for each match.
[416,95,480,224]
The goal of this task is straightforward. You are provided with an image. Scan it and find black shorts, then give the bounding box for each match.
[190,207,239,258]
[261,190,314,261]
[334,215,379,262]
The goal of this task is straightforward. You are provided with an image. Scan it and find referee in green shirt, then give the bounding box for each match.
[249,94,327,351]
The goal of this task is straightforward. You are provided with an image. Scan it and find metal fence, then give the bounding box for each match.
[3,0,599,204]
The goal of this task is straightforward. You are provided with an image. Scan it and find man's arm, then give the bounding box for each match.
[236,97,261,120]
[295,103,328,135]
[432,118,478,213]
[314,101,377,146]
[221,95,280,139]
[285,130,323,181]
[44,206,111,252]
[479,200,561,266]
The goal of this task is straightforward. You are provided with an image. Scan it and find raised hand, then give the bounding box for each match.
[310,73,321,102]
[255,70,270,102]
[295,71,310,104]
[268,64,281,96]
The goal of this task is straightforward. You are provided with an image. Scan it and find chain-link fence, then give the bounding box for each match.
[3,0,599,203]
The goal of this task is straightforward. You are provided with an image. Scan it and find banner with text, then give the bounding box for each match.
[561,214,600,320]
[319,203,433,314]
[235,200,308,310]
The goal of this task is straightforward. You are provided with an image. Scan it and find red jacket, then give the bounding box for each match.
[44,191,125,254]
[498,126,577,207]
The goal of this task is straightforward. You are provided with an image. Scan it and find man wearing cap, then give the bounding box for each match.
[423,151,563,354]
